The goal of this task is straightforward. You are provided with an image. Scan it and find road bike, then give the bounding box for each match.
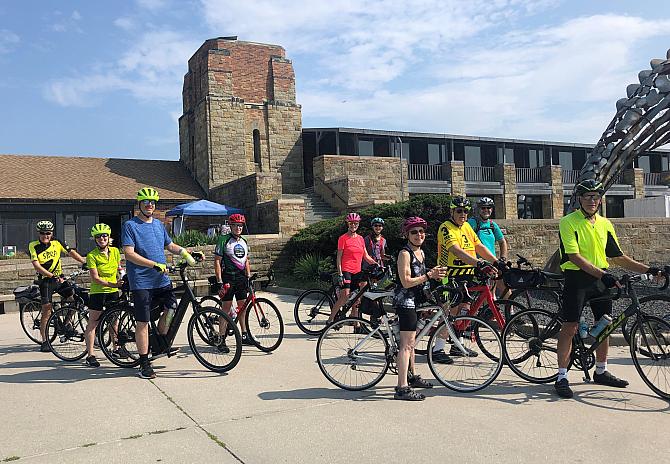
[501,271,670,399]
[293,272,341,335]
[199,272,284,352]
[316,284,504,392]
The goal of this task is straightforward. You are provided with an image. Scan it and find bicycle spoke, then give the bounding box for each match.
[631,316,670,399]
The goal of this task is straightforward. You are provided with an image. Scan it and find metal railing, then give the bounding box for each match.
[407,164,450,181]
[464,166,496,182]
[562,170,579,184]
[644,172,662,185]
[515,167,544,183]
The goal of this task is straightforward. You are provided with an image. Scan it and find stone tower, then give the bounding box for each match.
[179,37,304,194]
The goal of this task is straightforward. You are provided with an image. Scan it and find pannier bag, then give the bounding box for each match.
[502,269,544,289]
[13,285,39,302]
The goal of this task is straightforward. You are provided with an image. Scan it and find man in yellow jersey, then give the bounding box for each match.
[554,179,661,399]
[434,196,499,363]
[29,220,86,352]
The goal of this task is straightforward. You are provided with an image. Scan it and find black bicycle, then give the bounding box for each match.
[503,254,564,318]
[502,270,670,400]
[97,255,242,373]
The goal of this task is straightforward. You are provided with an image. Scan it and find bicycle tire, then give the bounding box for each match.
[98,306,141,368]
[188,305,242,373]
[197,295,226,341]
[316,317,389,391]
[508,288,561,318]
[427,316,503,392]
[502,308,560,384]
[245,297,284,352]
[622,294,670,345]
[45,305,88,362]
[294,289,334,336]
[629,315,670,400]
[20,300,45,345]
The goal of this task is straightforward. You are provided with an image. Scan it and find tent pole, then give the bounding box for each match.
[180,214,184,235]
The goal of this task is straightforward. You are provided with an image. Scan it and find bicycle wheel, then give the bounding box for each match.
[45,306,88,362]
[316,317,389,391]
[630,315,670,400]
[427,316,503,392]
[508,288,561,318]
[622,294,670,345]
[502,308,560,383]
[98,306,141,368]
[188,305,242,373]
[197,296,226,340]
[20,300,44,344]
[294,289,334,336]
[245,297,284,352]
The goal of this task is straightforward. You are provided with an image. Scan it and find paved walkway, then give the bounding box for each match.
[0,292,668,463]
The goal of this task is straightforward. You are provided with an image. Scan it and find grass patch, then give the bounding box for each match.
[149,429,170,435]
[81,443,96,448]
[122,434,143,440]
[205,431,227,449]
[3,457,20,462]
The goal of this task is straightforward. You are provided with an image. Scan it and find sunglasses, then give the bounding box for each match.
[39,231,52,236]
[140,200,156,205]
[480,206,492,210]
[581,195,601,202]
[347,222,360,226]
[409,229,426,236]
[95,234,109,239]
[454,208,469,214]
[373,224,383,228]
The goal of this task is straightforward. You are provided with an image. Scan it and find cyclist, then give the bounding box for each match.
[393,216,446,401]
[362,217,388,272]
[83,223,124,367]
[214,213,253,348]
[29,220,86,352]
[122,187,197,379]
[435,196,499,363]
[554,179,661,398]
[328,213,378,326]
[468,197,509,297]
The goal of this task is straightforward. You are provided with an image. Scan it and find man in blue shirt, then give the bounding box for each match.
[122,187,195,379]
[468,197,509,297]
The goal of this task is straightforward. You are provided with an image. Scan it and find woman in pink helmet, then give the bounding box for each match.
[392,216,446,401]
[328,212,377,326]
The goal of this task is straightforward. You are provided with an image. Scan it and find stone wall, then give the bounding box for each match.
[253,198,305,236]
[495,163,517,219]
[209,172,282,211]
[541,165,564,219]
[448,162,465,196]
[623,168,645,198]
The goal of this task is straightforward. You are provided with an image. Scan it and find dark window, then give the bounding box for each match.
[302,131,317,187]
[517,195,544,219]
[340,133,356,156]
[318,131,337,155]
[253,129,261,165]
[408,139,428,164]
[481,144,497,167]
[606,196,627,218]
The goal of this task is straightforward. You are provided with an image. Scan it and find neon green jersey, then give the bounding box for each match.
[559,210,623,271]
[86,246,121,294]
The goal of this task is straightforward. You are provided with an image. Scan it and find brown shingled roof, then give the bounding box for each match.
[0,154,205,201]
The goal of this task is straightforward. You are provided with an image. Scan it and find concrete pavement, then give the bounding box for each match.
[0,292,668,463]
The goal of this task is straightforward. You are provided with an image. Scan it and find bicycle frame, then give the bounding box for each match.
[455,280,506,330]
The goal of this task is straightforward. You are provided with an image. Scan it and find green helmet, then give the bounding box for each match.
[450,196,471,210]
[36,220,54,232]
[371,217,384,226]
[137,187,160,202]
[90,223,112,237]
[575,179,605,196]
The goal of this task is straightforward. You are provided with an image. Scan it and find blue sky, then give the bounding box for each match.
[1,0,669,160]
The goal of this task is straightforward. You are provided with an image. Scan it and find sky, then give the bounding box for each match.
[1,0,669,160]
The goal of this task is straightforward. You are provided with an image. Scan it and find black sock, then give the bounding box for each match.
[139,354,149,366]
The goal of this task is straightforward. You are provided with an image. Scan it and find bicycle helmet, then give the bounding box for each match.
[228,213,246,224]
[477,197,494,208]
[90,223,112,237]
[401,216,428,234]
[574,179,605,196]
[450,196,471,210]
[36,220,54,232]
[345,212,361,222]
[371,217,384,226]
[136,187,160,202]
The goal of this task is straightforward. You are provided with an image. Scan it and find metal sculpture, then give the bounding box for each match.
[572,48,670,207]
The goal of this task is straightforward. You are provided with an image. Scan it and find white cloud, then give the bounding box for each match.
[50,9,83,33]
[0,29,19,54]
[114,16,137,31]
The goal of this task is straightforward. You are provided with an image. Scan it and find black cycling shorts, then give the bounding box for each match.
[38,277,74,305]
[342,271,363,290]
[396,306,418,332]
[88,292,120,312]
[132,285,177,323]
[221,274,249,302]
[561,270,612,323]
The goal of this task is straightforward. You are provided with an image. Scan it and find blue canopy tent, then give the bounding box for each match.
[166,199,243,235]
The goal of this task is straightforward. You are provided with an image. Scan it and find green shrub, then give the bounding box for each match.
[172,230,218,247]
[293,253,335,281]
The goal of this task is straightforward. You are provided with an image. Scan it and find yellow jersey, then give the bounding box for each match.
[437,219,480,276]
[28,239,70,276]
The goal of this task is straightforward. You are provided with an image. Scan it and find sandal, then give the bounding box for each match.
[408,374,433,389]
[394,386,425,401]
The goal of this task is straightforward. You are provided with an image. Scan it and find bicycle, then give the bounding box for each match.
[503,254,563,316]
[97,255,243,373]
[199,272,284,352]
[316,284,504,392]
[501,270,670,399]
[293,272,341,336]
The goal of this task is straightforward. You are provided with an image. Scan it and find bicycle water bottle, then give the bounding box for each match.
[578,315,589,339]
[589,314,613,338]
[165,307,176,327]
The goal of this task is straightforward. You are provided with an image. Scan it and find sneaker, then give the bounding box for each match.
[241,334,255,346]
[593,371,629,388]
[112,347,131,359]
[449,344,479,357]
[394,386,425,401]
[431,349,454,364]
[408,374,433,389]
[554,378,573,398]
[85,355,100,368]
[40,341,51,352]
[139,363,156,379]
[217,341,231,353]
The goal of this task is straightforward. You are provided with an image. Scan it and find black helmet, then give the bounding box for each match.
[477,197,494,208]
[450,196,471,210]
[575,179,605,196]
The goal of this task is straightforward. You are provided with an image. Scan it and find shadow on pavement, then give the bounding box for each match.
[258,387,387,402]
[0,359,131,384]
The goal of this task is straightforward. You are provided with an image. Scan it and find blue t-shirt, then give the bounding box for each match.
[467,218,504,257]
[121,216,172,290]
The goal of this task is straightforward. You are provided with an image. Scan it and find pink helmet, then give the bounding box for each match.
[345,212,361,222]
[402,216,428,234]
